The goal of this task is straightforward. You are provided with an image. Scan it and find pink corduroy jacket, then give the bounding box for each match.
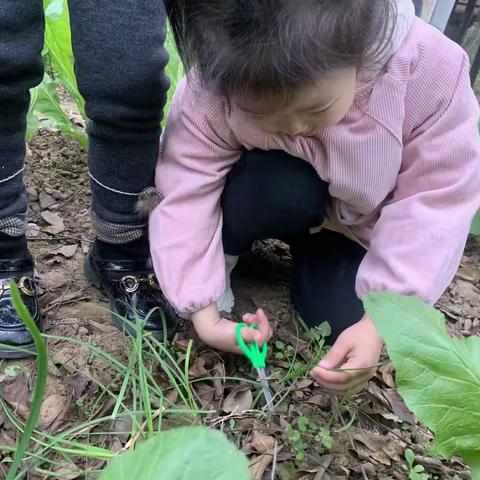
[150,17,480,316]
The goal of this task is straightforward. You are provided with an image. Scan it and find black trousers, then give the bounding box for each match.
[222,150,366,342]
[0,0,169,250]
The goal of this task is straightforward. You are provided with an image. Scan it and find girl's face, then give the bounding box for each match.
[236,68,357,136]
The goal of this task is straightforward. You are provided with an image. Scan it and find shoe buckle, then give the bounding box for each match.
[121,275,140,293]
[18,276,38,297]
[0,277,37,297]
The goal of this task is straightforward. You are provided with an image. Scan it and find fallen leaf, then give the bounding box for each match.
[39,191,57,209]
[377,362,395,388]
[41,211,65,234]
[212,362,225,400]
[251,430,275,454]
[109,415,133,443]
[51,462,82,479]
[110,438,123,454]
[296,379,313,390]
[39,394,69,429]
[1,372,30,418]
[68,373,90,400]
[222,385,253,413]
[382,388,415,423]
[249,454,273,480]
[188,356,209,379]
[307,393,330,409]
[196,383,216,409]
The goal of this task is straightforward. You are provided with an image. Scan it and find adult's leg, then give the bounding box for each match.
[0,0,45,357]
[68,0,170,256]
[290,230,366,343]
[0,0,44,258]
[67,0,178,338]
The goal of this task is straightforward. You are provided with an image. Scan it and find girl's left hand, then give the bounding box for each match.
[311,314,383,395]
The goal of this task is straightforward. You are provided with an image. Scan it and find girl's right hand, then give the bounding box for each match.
[192,304,272,354]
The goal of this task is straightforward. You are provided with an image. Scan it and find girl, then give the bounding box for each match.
[150,0,480,394]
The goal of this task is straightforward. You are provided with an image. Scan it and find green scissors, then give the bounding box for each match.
[236,322,274,412]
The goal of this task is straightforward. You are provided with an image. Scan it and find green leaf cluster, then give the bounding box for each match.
[364,292,480,479]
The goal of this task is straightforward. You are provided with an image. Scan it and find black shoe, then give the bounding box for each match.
[0,258,42,359]
[84,253,179,340]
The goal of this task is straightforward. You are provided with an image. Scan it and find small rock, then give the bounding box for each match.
[78,326,89,336]
[39,191,57,209]
[26,186,38,202]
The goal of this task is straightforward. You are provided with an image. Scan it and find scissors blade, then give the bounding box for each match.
[256,367,274,412]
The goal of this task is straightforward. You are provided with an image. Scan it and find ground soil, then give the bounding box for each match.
[0,129,478,480]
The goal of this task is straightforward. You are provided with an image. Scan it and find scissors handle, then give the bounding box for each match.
[236,322,267,369]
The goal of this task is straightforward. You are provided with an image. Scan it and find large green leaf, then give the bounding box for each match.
[471,210,480,236]
[43,0,85,116]
[26,87,40,140]
[32,73,87,147]
[364,292,480,479]
[99,426,250,480]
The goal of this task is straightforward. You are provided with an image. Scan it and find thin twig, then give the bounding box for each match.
[27,235,92,243]
[313,454,334,480]
[270,439,278,480]
[334,398,369,480]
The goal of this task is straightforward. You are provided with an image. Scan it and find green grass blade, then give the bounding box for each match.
[6,281,48,480]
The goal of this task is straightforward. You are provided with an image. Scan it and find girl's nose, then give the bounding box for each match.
[281,120,309,136]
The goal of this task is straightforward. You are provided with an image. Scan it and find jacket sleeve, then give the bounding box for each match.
[356,52,480,304]
[149,77,242,315]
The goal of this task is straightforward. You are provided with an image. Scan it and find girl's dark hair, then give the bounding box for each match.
[166,0,397,99]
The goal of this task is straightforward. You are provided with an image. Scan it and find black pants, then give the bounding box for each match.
[0,0,169,249]
[222,150,366,342]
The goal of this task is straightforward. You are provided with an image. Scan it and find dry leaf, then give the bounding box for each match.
[1,372,30,418]
[196,383,216,409]
[41,211,65,234]
[39,191,57,209]
[249,454,273,480]
[222,385,253,413]
[39,394,69,429]
[377,362,395,388]
[188,356,209,379]
[251,430,275,454]
[52,462,82,479]
[382,388,415,423]
[68,373,90,400]
[212,362,225,400]
[307,393,330,409]
[296,379,314,390]
[109,415,133,443]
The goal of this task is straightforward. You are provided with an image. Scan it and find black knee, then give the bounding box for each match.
[291,231,366,343]
[68,0,170,138]
[222,149,329,254]
[0,2,44,109]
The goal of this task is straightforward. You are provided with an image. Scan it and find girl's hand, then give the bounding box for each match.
[311,314,383,395]
[192,304,273,354]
